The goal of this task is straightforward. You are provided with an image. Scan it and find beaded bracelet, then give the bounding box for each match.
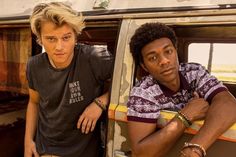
[175,113,191,128]
[94,98,106,111]
[178,111,192,126]
[183,142,207,157]
[180,150,187,157]
[191,148,203,157]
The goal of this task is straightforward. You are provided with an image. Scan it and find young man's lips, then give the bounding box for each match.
[54,53,65,56]
[161,68,173,75]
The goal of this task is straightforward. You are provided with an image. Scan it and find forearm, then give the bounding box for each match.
[190,91,236,150]
[25,102,39,143]
[133,117,187,157]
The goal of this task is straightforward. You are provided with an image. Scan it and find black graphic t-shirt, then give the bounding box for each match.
[26,44,114,157]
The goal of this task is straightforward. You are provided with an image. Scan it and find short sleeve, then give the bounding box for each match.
[26,57,36,90]
[193,64,227,102]
[127,86,161,123]
[89,46,114,83]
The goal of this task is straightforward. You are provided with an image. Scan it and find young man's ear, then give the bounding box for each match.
[140,63,148,72]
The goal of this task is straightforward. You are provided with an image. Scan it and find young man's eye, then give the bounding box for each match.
[46,37,56,42]
[149,56,157,62]
[166,49,173,54]
[62,35,71,41]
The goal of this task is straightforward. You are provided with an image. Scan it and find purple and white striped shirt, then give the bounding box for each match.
[127,63,227,123]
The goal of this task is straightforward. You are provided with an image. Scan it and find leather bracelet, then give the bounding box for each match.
[178,111,192,126]
[183,142,207,157]
[175,113,191,128]
[94,98,106,111]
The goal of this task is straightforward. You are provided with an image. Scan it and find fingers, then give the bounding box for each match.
[85,119,97,133]
[33,151,40,157]
[82,118,89,134]
[90,120,96,132]
[77,115,97,134]
[32,143,39,157]
[193,91,199,99]
[25,141,39,157]
[77,103,102,134]
[77,115,84,129]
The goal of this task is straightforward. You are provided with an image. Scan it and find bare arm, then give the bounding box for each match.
[128,117,186,157]
[182,91,236,156]
[24,88,40,157]
[128,94,209,157]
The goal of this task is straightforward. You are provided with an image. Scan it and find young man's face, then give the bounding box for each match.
[40,20,76,68]
[141,38,179,85]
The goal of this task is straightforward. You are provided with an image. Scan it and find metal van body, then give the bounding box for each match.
[1,0,236,157]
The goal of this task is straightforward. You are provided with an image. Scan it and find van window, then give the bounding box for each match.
[78,21,120,55]
[188,43,236,83]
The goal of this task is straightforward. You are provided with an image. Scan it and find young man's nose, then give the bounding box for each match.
[55,40,64,50]
[159,55,170,66]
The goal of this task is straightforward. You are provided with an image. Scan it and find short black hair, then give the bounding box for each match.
[129,22,177,64]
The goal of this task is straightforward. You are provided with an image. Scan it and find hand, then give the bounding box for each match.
[24,140,39,157]
[181,92,209,122]
[77,101,103,134]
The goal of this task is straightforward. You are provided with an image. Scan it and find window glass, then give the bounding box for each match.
[188,43,236,82]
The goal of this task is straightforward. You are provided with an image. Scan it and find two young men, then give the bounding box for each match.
[25,2,236,157]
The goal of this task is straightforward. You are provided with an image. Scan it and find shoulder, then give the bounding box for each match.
[131,75,162,97]
[26,53,46,82]
[76,43,112,57]
[179,62,206,72]
[179,62,208,78]
[76,43,93,53]
[27,53,46,66]
[134,75,156,88]
[179,63,209,84]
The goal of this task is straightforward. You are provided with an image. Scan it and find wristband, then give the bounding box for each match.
[175,113,191,128]
[191,148,203,157]
[94,98,106,111]
[183,142,207,157]
[178,111,192,126]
